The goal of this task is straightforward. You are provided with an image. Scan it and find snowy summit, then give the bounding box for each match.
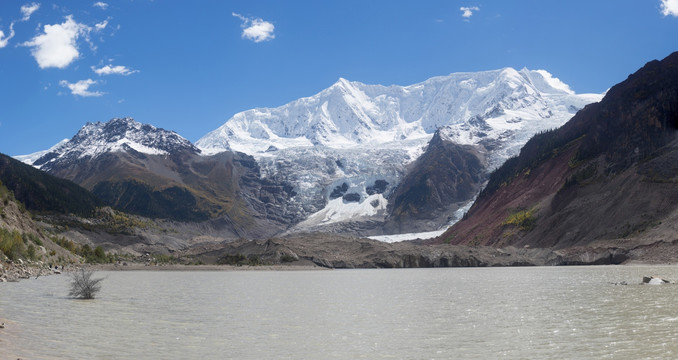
[26,117,199,171]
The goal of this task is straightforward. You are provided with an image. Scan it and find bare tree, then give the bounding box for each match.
[68,269,104,299]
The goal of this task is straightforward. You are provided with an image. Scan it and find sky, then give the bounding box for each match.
[1,0,677,156]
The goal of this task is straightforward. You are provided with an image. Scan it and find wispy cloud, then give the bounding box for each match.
[93,2,109,10]
[660,0,678,16]
[95,19,108,31]
[460,6,480,20]
[232,12,275,43]
[1,2,40,48]
[21,15,90,69]
[0,24,16,48]
[21,2,40,22]
[92,64,138,76]
[59,79,103,97]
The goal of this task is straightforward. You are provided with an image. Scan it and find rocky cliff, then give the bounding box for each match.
[438,51,678,249]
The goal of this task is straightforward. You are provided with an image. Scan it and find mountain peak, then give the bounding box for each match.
[29,117,200,171]
[198,67,600,156]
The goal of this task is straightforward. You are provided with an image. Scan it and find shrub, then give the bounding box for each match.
[68,269,104,299]
[502,208,538,231]
[217,253,263,266]
[0,228,25,260]
[26,244,36,260]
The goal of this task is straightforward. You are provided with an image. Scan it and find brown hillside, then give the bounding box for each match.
[438,51,678,249]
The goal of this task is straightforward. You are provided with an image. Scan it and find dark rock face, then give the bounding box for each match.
[366,180,388,195]
[342,193,361,203]
[385,130,486,233]
[329,183,349,199]
[441,51,678,249]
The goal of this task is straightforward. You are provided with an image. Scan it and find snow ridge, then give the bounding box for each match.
[30,117,199,171]
[196,68,600,157]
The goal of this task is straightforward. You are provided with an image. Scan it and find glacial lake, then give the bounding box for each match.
[2,266,678,359]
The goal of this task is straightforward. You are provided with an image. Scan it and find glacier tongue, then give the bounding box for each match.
[197,67,602,234]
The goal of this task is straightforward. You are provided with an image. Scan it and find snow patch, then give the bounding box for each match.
[369,229,448,243]
[14,138,70,165]
[300,194,388,226]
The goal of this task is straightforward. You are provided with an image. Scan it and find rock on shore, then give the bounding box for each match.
[0,261,56,282]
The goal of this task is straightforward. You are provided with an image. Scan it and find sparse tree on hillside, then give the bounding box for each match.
[68,269,104,299]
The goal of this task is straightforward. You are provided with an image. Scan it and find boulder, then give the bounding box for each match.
[643,276,669,285]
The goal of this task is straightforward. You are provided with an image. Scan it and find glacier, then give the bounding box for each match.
[197,68,602,235]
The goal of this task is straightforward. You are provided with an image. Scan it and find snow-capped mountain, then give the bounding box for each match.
[29,117,199,171]
[18,117,297,237]
[15,138,70,165]
[197,68,600,156]
[197,68,602,234]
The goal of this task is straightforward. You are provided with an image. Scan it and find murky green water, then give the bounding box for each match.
[2,266,678,359]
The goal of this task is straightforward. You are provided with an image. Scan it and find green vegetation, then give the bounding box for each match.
[502,208,538,231]
[217,253,262,266]
[47,207,159,236]
[0,228,25,261]
[92,179,210,222]
[564,162,598,188]
[51,235,115,264]
[151,253,179,265]
[0,228,48,261]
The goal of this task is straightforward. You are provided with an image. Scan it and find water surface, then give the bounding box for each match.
[2,266,678,359]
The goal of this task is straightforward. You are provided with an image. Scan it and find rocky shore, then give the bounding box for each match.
[180,233,645,269]
[3,234,677,280]
[0,261,65,283]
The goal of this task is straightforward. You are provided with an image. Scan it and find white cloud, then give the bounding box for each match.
[232,12,275,43]
[21,3,40,22]
[95,19,108,31]
[21,15,90,69]
[660,0,678,16]
[59,79,104,97]
[93,2,109,10]
[92,64,138,76]
[0,24,16,48]
[460,6,480,20]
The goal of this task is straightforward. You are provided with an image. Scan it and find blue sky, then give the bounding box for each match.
[1,0,677,156]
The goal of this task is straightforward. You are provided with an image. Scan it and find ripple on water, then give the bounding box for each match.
[2,266,678,359]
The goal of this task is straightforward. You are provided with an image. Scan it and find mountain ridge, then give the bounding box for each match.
[18,67,602,238]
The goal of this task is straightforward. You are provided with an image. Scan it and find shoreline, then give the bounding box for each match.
[85,262,329,272]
